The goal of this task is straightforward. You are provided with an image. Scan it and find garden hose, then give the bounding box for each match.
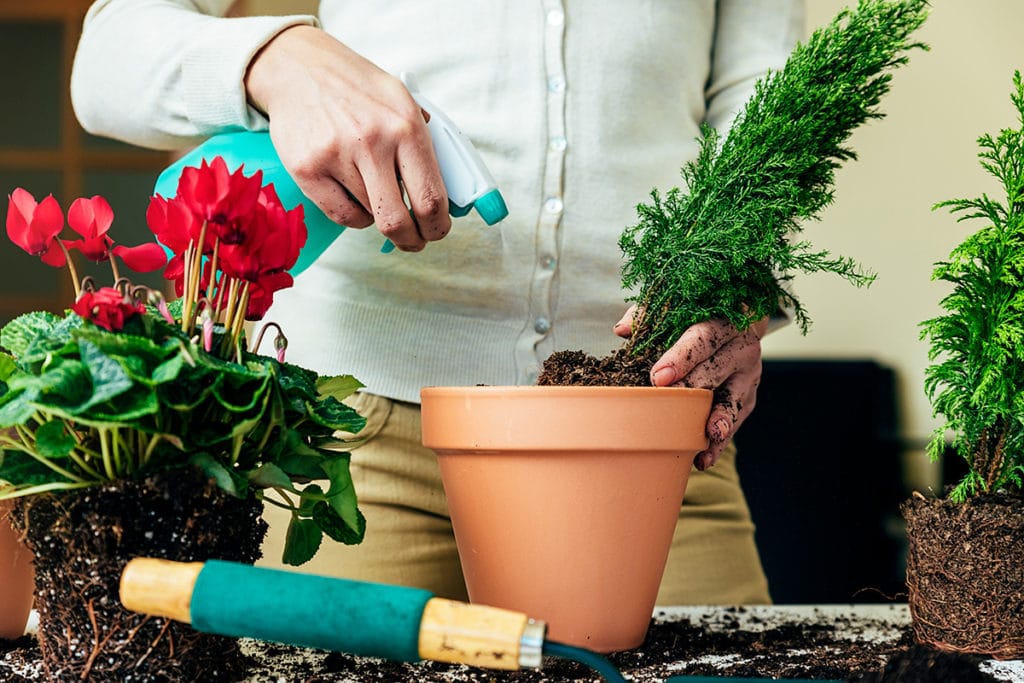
[119,558,626,680]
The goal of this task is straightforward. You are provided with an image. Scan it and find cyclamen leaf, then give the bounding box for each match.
[312,501,366,545]
[320,454,359,532]
[0,387,37,427]
[0,354,15,381]
[247,462,295,490]
[1,311,62,357]
[0,450,66,487]
[73,326,169,366]
[307,396,367,434]
[18,316,82,366]
[282,516,322,567]
[275,450,327,482]
[77,340,135,410]
[189,453,246,499]
[315,375,364,402]
[34,420,76,459]
[15,359,92,410]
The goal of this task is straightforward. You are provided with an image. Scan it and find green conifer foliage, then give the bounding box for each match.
[620,0,929,354]
[921,73,1024,502]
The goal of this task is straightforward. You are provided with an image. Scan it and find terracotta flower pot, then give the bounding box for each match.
[0,499,34,640]
[421,385,712,652]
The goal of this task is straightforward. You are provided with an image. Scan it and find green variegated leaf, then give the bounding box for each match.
[77,341,135,411]
[282,516,322,566]
[248,462,295,490]
[34,420,76,459]
[307,396,366,434]
[0,387,37,427]
[320,454,359,532]
[73,327,168,365]
[0,450,68,487]
[315,375,364,402]
[151,354,184,384]
[189,453,247,498]
[0,353,18,381]
[312,501,365,545]
[0,311,62,357]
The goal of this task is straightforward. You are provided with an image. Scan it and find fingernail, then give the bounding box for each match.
[700,453,716,470]
[652,367,675,386]
[711,417,731,441]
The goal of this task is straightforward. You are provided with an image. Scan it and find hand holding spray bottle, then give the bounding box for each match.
[154,73,507,273]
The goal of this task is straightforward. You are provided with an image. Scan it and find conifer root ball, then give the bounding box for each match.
[902,492,1024,660]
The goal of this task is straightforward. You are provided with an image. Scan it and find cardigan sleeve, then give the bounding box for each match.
[71,0,318,150]
[704,0,805,135]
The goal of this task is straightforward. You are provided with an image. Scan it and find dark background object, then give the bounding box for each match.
[734,359,906,604]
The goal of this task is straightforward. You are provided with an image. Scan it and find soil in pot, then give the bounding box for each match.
[537,347,655,387]
[902,491,1024,660]
[10,467,267,682]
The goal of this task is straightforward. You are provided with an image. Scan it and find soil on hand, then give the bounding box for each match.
[537,347,657,387]
[10,468,267,683]
[902,491,1024,660]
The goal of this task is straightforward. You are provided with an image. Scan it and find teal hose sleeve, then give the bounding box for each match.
[191,560,433,662]
[543,640,627,683]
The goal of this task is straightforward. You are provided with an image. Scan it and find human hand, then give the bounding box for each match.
[244,26,450,252]
[614,307,768,471]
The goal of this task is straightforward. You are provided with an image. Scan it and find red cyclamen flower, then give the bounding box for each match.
[71,287,146,332]
[64,195,114,261]
[176,156,263,232]
[220,186,307,281]
[64,195,168,272]
[5,188,66,267]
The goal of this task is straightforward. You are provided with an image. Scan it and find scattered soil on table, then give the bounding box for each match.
[5,607,1005,682]
[903,491,1024,659]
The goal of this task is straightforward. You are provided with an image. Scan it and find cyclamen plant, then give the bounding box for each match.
[921,72,1024,502]
[1,157,366,565]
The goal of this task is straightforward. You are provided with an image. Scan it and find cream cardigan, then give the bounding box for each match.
[72,0,803,403]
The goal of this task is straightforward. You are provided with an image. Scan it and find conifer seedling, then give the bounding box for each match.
[920,72,1024,502]
[617,0,930,358]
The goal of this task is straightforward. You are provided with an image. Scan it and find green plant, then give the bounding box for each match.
[620,0,929,355]
[921,72,1024,502]
[1,158,367,565]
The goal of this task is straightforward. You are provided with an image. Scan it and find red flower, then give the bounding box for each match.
[219,185,307,285]
[246,271,294,320]
[5,188,66,267]
[111,243,168,273]
[176,156,263,232]
[64,195,114,261]
[147,194,205,292]
[71,287,146,332]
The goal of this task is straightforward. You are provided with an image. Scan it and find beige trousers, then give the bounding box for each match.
[259,392,771,605]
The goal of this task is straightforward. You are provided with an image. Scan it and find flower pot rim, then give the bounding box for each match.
[421,385,713,399]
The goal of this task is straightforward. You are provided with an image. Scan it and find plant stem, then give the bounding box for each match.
[99,427,116,480]
[58,241,82,299]
[11,425,88,483]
